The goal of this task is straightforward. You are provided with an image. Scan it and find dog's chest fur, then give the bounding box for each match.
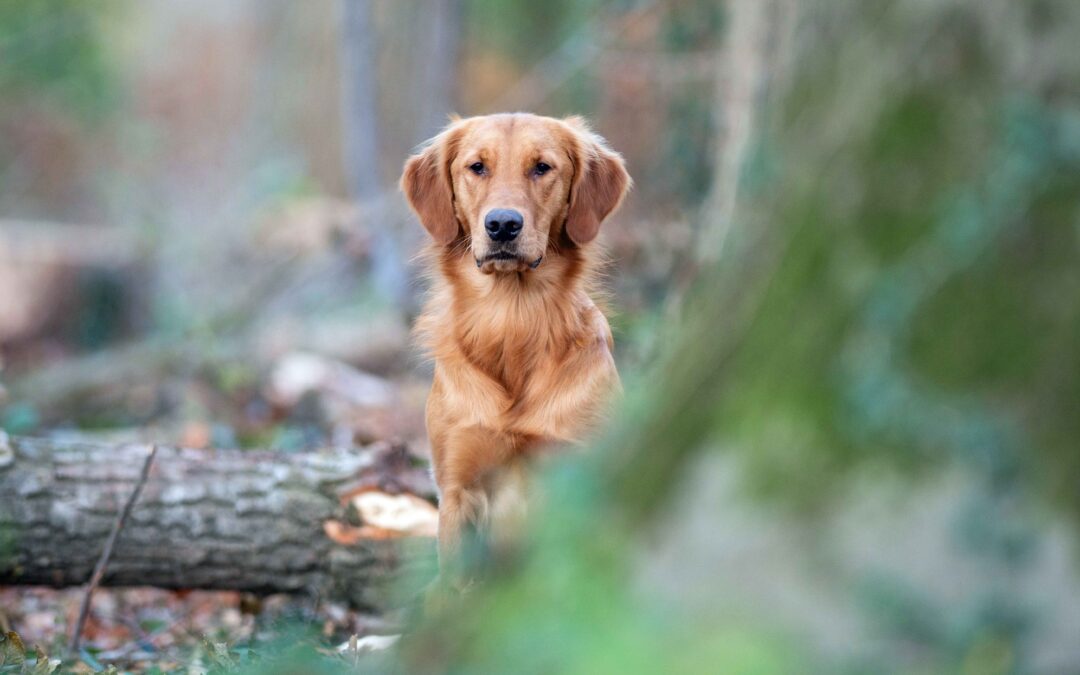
[418,247,617,447]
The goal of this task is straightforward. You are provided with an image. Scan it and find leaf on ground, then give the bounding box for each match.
[29,646,59,674]
[337,633,400,654]
[0,631,26,667]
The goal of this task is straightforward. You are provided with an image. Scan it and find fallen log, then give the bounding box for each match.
[0,434,436,611]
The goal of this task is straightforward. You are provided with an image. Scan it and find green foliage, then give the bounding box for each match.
[660,0,724,51]
[659,84,716,204]
[0,0,117,120]
[464,0,596,65]
[657,0,725,204]
[719,0,1080,517]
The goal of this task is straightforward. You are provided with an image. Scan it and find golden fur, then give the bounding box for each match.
[400,113,630,584]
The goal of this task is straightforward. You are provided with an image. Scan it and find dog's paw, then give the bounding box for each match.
[423,575,476,615]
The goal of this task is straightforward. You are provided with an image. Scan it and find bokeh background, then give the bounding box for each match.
[1,0,1079,673]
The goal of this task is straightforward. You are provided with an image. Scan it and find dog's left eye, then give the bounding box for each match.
[469,162,486,175]
[534,162,552,176]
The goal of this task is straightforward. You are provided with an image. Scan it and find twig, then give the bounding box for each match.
[68,444,158,654]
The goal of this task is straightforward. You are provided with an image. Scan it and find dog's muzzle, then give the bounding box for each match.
[475,252,544,270]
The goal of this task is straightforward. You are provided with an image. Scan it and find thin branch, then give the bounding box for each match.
[68,444,159,654]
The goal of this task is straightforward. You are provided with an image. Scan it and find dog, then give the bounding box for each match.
[400,113,630,588]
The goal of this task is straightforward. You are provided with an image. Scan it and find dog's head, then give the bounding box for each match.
[401,113,630,274]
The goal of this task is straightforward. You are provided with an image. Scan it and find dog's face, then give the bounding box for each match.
[401,113,630,274]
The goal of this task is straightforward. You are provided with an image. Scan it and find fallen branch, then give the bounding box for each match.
[0,436,435,611]
[68,444,157,654]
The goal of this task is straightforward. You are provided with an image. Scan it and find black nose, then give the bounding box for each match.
[484,208,523,242]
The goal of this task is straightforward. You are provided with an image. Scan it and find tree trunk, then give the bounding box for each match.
[338,0,410,306]
[699,0,800,263]
[413,0,461,141]
[0,435,435,611]
[339,0,382,203]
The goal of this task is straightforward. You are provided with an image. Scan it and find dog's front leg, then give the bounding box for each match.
[430,425,512,596]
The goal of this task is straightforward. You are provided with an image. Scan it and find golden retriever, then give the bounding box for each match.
[400,113,630,588]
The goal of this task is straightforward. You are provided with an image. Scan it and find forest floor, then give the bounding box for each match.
[1,587,395,672]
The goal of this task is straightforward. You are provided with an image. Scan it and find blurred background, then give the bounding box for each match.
[1,0,1079,673]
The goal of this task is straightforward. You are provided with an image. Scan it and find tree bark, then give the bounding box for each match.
[0,435,435,611]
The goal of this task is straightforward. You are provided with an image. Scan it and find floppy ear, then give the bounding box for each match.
[400,126,461,245]
[564,121,631,245]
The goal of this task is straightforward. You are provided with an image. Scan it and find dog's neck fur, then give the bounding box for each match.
[418,239,598,398]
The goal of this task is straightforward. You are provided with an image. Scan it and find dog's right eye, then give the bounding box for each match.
[468,162,485,175]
